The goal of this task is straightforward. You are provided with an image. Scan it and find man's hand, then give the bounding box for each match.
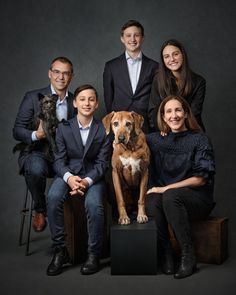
[36,120,46,140]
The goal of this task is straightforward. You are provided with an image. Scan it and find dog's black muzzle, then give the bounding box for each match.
[118,134,126,144]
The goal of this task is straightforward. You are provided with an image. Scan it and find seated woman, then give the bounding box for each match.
[146,95,215,279]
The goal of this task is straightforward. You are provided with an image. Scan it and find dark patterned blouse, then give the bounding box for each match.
[146,130,215,204]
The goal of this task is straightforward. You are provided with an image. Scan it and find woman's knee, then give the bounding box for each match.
[162,189,182,211]
[145,193,163,217]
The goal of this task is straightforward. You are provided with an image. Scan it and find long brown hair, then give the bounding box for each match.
[157,39,194,98]
[157,95,202,133]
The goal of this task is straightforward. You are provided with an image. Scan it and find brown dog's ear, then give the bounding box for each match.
[102,112,115,135]
[131,111,144,135]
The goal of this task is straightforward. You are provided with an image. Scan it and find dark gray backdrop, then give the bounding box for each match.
[1,0,235,265]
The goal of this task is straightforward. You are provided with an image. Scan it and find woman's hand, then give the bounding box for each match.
[160,131,167,137]
[147,186,168,194]
[146,176,206,196]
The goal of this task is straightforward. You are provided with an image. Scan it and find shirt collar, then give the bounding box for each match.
[78,118,93,129]
[50,84,69,102]
[125,51,142,61]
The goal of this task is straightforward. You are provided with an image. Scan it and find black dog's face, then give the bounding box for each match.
[39,94,57,116]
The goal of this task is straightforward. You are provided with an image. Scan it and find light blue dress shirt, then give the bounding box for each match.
[126,51,142,94]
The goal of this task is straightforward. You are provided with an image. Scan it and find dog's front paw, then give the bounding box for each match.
[118,215,130,225]
[137,214,148,224]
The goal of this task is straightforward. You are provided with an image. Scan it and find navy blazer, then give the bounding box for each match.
[103,53,158,132]
[54,117,111,183]
[13,85,76,172]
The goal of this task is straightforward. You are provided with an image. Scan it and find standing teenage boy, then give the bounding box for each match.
[103,19,158,133]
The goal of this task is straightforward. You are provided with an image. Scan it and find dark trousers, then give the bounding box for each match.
[145,187,213,252]
[47,177,105,256]
[23,152,54,213]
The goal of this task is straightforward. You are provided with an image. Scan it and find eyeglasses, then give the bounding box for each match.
[50,69,72,78]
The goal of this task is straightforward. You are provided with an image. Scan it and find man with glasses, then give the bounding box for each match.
[13,56,76,232]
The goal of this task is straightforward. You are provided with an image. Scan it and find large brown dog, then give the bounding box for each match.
[102,111,150,225]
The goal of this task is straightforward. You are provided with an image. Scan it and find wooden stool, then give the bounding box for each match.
[19,184,34,256]
[169,216,228,264]
[64,196,109,265]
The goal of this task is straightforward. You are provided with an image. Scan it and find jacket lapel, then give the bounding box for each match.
[134,54,148,95]
[83,120,98,156]
[70,117,84,150]
[38,85,52,96]
[120,54,133,96]
[66,92,75,119]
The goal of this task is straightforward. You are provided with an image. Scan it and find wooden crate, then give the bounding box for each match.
[64,197,109,265]
[169,217,228,264]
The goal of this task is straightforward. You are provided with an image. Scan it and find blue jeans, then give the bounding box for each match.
[23,152,54,212]
[47,177,105,256]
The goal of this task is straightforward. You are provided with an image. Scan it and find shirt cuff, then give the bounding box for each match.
[31,131,38,141]
[63,172,73,183]
[85,177,93,187]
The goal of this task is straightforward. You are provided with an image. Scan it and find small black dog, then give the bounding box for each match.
[13,94,59,157]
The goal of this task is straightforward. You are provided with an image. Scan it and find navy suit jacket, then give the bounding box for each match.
[54,117,111,184]
[103,53,158,132]
[13,85,76,172]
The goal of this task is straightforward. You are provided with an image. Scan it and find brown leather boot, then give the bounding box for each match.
[32,212,47,232]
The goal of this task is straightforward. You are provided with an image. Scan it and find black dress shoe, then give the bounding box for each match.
[161,252,174,275]
[47,246,70,276]
[174,245,197,279]
[80,254,100,275]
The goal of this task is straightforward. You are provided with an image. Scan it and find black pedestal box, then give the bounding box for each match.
[110,220,157,275]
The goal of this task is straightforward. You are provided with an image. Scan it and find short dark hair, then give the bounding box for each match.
[121,20,144,36]
[73,84,98,100]
[50,56,73,73]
